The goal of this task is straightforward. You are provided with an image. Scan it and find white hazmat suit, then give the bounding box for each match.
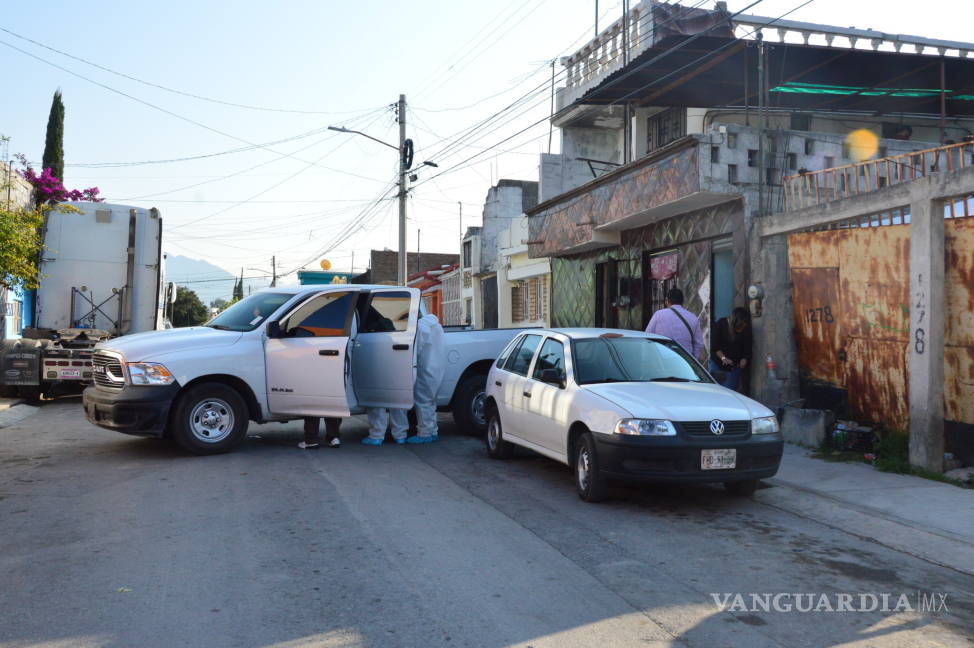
[411,313,446,439]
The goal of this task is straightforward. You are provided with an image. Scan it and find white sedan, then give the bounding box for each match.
[484,329,783,502]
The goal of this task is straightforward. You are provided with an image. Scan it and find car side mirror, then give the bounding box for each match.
[540,368,566,388]
[266,321,282,338]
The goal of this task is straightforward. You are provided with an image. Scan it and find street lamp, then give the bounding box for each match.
[328,95,436,285]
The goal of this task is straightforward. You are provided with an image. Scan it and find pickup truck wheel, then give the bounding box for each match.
[452,373,488,436]
[171,383,248,455]
[575,433,608,503]
[485,412,514,459]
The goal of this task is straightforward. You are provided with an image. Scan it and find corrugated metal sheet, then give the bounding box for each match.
[789,267,842,385]
[945,218,974,424]
[788,224,911,427]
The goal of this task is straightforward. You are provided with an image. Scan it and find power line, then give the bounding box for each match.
[0,38,391,184]
[0,25,386,116]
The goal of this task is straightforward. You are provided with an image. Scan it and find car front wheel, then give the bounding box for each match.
[575,432,608,502]
[171,382,249,455]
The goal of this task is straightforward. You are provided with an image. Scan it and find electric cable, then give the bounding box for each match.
[0,25,386,115]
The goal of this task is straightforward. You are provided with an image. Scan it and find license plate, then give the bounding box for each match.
[701,448,736,470]
[59,369,82,379]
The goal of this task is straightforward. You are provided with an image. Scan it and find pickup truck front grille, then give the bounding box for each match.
[92,352,125,390]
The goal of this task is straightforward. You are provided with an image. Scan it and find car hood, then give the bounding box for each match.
[582,381,773,421]
[96,327,243,361]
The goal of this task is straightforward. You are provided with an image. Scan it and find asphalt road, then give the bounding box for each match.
[1,399,972,648]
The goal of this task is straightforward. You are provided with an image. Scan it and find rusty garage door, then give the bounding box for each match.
[945,217,974,428]
[788,225,911,428]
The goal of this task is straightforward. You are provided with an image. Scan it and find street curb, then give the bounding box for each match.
[759,479,974,578]
[0,398,25,412]
[0,402,39,429]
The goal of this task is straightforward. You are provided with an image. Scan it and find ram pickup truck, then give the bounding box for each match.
[82,285,522,454]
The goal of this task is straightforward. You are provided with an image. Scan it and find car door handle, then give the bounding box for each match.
[319,349,339,356]
[393,344,410,351]
[494,381,502,387]
[523,391,532,398]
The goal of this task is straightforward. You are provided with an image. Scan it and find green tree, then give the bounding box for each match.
[42,90,65,181]
[210,297,229,311]
[233,270,244,300]
[0,204,45,290]
[171,287,209,327]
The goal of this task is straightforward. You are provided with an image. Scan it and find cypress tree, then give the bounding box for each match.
[42,90,65,180]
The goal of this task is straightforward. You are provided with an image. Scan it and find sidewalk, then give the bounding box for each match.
[759,444,974,575]
[0,396,36,428]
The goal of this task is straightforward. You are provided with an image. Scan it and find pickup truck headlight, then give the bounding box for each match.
[752,416,780,435]
[614,419,676,436]
[127,362,175,386]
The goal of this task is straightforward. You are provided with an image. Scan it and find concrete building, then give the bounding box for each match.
[497,216,551,328]
[407,263,458,323]
[440,265,463,326]
[461,180,540,328]
[354,249,458,286]
[1,161,35,341]
[527,0,974,422]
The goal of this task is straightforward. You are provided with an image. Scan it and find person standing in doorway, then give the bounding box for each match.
[710,307,752,393]
[645,288,705,361]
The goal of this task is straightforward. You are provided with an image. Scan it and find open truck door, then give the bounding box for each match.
[264,288,361,417]
[351,288,419,410]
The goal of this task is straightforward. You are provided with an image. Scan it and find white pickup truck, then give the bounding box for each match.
[82,285,522,454]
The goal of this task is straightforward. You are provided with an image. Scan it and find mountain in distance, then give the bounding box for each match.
[165,254,272,307]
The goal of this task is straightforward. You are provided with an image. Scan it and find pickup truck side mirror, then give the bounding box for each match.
[540,368,566,388]
[266,321,282,338]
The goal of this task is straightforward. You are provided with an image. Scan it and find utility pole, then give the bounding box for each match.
[397,94,408,285]
[757,33,766,217]
[416,228,421,277]
[270,255,277,287]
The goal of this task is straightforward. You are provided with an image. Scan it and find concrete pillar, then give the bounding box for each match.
[907,196,945,471]
[751,233,800,410]
[497,262,512,328]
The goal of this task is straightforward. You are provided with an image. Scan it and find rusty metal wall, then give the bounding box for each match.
[788,225,911,428]
[945,218,974,426]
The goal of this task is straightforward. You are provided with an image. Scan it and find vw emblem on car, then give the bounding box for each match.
[709,419,725,435]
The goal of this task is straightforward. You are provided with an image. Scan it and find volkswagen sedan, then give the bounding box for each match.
[484,329,783,502]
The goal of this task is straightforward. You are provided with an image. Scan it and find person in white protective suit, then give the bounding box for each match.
[405,313,447,444]
[361,313,446,445]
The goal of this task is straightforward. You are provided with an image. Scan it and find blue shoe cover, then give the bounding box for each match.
[406,435,432,444]
[361,437,383,446]
[394,438,406,445]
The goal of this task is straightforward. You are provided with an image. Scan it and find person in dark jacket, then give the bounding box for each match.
[710,307,752,393]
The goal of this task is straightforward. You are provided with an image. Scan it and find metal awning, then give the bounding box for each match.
[574,34,974,117]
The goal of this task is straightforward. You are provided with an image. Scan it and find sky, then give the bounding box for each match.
[3,0,973,300]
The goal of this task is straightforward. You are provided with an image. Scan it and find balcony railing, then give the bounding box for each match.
[562,1,648,96]
[784,141,974,216]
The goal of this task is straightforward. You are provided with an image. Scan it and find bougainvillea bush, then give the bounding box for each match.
[15,153,102,205]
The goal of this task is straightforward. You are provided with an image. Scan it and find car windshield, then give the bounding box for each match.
[571,336,712,385]
[206,292,293,332]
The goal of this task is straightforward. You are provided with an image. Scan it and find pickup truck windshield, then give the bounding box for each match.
[206,292,292,332]
[572,337,712,385]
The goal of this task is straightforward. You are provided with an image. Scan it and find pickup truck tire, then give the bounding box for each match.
[171,383,248,455]
[452,373,488,436]
[575,433,608,503]
[485,412,514,459]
